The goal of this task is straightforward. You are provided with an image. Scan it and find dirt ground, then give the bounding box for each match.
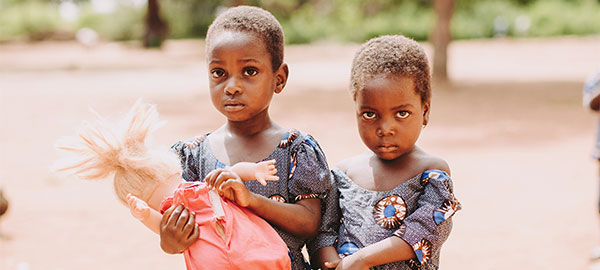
[1,36,600,270]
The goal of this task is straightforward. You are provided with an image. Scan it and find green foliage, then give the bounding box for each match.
[77,3,145,41]
[0,1,62,41]
[0,0,598,44]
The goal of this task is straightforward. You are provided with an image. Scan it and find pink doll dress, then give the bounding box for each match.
[160,182,291,270]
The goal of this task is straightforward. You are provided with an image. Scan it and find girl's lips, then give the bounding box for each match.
[377,145,398,152]
[224,103,245,111]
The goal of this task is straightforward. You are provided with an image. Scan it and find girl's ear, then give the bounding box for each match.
[422,101,430,126]
[274,63,289,94]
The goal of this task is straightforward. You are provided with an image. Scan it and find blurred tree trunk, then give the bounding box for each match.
[144,0,168,48]
[431,0,455,83]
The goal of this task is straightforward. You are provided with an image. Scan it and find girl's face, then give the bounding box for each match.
[207,30,287,123]
[355,74,429,161]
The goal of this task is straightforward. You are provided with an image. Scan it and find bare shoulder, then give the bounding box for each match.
[336,153,370,174]
[415,149,451,176]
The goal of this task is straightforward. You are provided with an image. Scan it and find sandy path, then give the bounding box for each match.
[1,36,599,269]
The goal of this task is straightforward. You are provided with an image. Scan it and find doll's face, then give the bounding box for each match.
[207,30,287,123]
[355,74,429,161]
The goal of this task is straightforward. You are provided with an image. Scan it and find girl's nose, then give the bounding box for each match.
[224,76,242,96]
[376,122,396,137]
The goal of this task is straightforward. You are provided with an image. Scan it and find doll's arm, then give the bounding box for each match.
[126,194,162,234]
[228,160,279,186]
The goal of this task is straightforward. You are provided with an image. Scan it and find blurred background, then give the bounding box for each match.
[1,0,600,269]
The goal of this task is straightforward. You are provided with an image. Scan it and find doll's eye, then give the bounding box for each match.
[362,112,377,120]
[211,69,226,78]
[396,111,410,119]
[243,67,258,77]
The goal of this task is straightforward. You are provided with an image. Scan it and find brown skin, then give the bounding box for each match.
[313,75,450,270]
[159,30,321,254]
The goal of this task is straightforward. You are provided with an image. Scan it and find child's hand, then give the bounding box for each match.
[159,204,199,254]
[254,159,279,185]
[205,168,254,207]
[323,258,342,270]
[126,193,150,221]
[332,254,369,270]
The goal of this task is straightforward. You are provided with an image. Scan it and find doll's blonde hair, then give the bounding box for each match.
[54,100,181,204]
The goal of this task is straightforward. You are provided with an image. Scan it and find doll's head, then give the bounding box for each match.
[54,101,181,204]
[349,35,431,160]
[206,5,284,71]
[205,6,289,123]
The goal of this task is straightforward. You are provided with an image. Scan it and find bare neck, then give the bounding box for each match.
[226,109,273,136]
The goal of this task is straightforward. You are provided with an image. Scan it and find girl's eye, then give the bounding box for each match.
[243,67,258,77]
[396,111,410,119]
[362,112,377,120]
[211,69,226,78]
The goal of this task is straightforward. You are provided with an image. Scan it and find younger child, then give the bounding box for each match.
[54,101,291,269]
[309,35,461,269]
[158,6,331,270]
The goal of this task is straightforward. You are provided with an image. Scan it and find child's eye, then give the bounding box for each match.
[362,112,377,120]
[243,67,258,77]
[396,111,410,119]
[211,69,226,78]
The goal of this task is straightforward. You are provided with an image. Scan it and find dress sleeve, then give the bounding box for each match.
[171,137,203,182]
[287,134,331,202]
[307,169,342,257]
[583,68,600,110]
[393,170,461,267]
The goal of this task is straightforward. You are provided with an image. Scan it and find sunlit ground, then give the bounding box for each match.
[1,36,599,269]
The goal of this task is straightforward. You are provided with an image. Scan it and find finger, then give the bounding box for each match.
[324,261,339,269]
[203,170,219,188]
[269,167,277,174]
[214,171,236,192]
[186,223,200,245]
[182,211,197,239]
[166,204,184,228]
[255,175,267,186]
[176,207,191,231]
[265,159,276,165]
[265,175,279,181]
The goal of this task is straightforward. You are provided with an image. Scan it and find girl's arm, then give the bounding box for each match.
[205,169,321,238]
[335,238,414,269]
[126,194,164,235]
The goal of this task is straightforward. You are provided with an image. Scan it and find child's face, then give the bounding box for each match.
[355,74,429,161]
[207,30,286,122]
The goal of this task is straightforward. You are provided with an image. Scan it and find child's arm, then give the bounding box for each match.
[332,238,414,269]
[126,193,164,235]
[340,170,460,269]
[205,168,322,237]
[227,160,279,186]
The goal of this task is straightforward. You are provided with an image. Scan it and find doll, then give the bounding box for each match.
[54,101,291,270]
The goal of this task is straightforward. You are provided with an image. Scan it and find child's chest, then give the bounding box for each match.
[345,163,420,192]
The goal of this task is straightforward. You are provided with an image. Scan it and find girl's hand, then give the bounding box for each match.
[323,258,342,270]
[205,168,254,207]
[159,204,199,254]
[254,159,279,185]
[334,254,369,270]
[126,193,150,220]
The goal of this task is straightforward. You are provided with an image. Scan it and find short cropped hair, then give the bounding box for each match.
[206,5,284,71]
[350,35,431,104]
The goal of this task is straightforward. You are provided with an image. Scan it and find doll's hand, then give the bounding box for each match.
[254,159,279,186]
[126,193,150,220]
[205,168,254,207]
[333,254,369,270]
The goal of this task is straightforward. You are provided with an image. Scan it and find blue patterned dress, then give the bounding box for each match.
[171,129,331,270]
[309,169,460,270]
